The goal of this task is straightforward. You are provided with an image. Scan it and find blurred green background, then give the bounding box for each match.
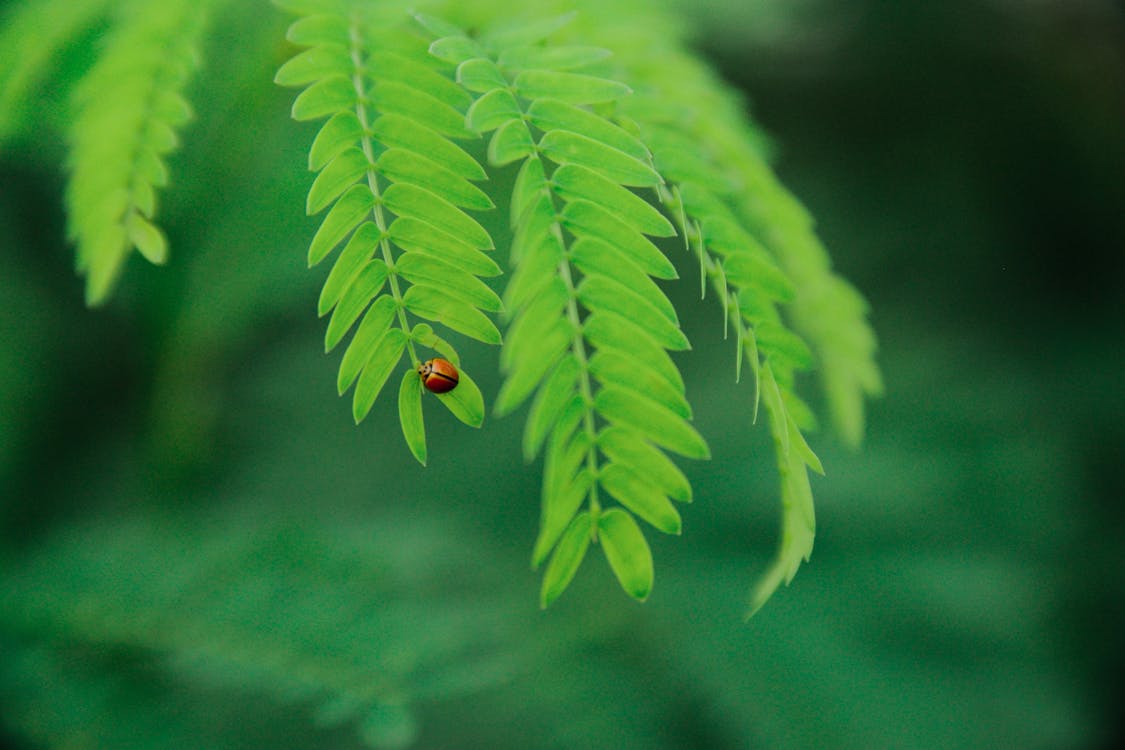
[2,0,1123,747]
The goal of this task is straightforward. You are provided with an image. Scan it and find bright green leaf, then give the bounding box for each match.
[456,58,508,93]
[577,275,688,351]
[376,148,494,210]
[587,350,692,420]
[337,295,398,394]
[539,511,592,608]
[308,184,375,266]
[388,217,501,277]
[352,327,407,422]
[325,260,388,352]
[309,111,364,171]
[561,200,677,279]
[369,113,487,181]
[370,82,473,140]
[396,252,502,312]
[274,44,351,87]
[595,386,710,460]
[382,183,493,250]
[540,130,661,188]
[569,237,676,322]
[551,164,675,237]
[398,369,427,465]
[514,70,630,105]
[307,147,370,215]
[598,508,654,601]
[403,284,502,345]
[522,355,580,461]
[498,46,612,72]
[599,463,681,535]
[598,426,692,503]
[435,366,485,428]
[488,119,535,166]
[526,98,650,162]
[291,75,354,121]
[466,88,522,133]
[318,222,381,316]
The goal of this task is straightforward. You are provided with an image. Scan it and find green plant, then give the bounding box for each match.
[0,0,879,613]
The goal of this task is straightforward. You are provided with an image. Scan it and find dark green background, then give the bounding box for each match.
[1,1,1122,747]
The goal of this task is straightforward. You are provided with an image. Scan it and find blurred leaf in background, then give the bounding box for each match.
[1,0,1123,748]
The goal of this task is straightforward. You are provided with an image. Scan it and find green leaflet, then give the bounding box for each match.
[324,259,389,352]
[274,44,351,87]
[369,114,487,181]
[352,328,408,423]
[582,312,684,392]
[435,367,485,428]
[318,222,381,316]
[307,148,370,215]
[456,58,508,93]
[598,509,654,602]
[466,88,523,133]
[395,253,502,312]
[369,81,473,139]
[498,45,612,72]
[587,350,692,421]
[539,130,662,187]
[576,276,688,351]
[398,370,427,465]
[494,322,571,416]
[403,285,502,345]
[539,512,593,608]
[560,200,677,279]
[308,185,375,266]
[595,387,710,461]
[598,426,692,504]
[533,467,591,570]
[522,355,581,461]
[599,464,681,535]
[292,76,355,121]
[551,164,676,237]
[488,119,536,166]
[368,50,472,112]
[569,237,677,322]
[526,98,651,163]
[388,218,501,278]
[309,112,365,171]
[337,296,398,394]
[513,69,631,105]
[375,149,494,211]
[382,183,493,250]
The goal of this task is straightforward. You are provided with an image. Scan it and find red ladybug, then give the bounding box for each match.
[417,358,459,393]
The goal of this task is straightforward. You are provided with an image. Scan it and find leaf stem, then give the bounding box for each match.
[348,18,419,367]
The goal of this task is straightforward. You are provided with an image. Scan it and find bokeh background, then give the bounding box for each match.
[2,0,1123,747]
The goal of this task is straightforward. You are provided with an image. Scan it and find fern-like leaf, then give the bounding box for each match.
[428,15,709,605]
[64,0,212,305]
[591,12,875,615]
[275,0,501,460]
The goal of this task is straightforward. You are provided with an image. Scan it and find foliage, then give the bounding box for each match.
[0,0,885,744]
[2,0,1122,747]
[1,0,882,607]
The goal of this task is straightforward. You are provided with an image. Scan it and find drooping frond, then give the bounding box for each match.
[274,0,501,464]
[0,0,110,142]
[527,1,878,614]
[64,0,213,305]
[419,13,710,605]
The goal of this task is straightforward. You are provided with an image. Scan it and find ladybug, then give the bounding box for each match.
[417,358,459,393]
